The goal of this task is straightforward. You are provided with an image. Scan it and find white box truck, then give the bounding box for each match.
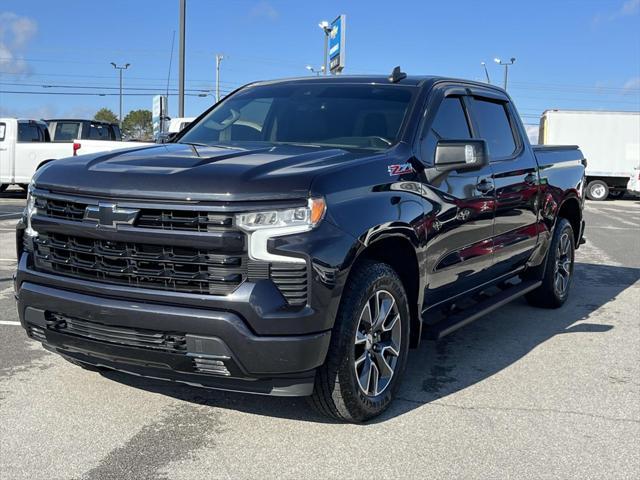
[539,110,640,200]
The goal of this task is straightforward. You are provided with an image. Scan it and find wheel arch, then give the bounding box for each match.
[556,196,582,245]
[349,232,423,348]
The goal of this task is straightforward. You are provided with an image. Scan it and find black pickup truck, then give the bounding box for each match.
[15,71,586,422]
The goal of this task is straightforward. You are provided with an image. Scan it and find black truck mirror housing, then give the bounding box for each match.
[435,139,488,172]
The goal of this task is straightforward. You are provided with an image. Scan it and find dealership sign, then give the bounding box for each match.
[329,14,346,74]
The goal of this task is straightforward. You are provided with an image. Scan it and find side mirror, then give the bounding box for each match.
[435,139,488,172]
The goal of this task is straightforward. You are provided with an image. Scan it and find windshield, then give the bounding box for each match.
[180,83,416,151]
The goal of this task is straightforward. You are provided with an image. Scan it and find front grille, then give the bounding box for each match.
[46,313,187,353]
[270,264,308,306]
[36,196,235,233]
[33,232,246,295]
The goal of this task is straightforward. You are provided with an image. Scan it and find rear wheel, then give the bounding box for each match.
[526,218,575,308]
[607,190,625,199]
[586,180,609,201]
[308,261,410,422]
[0,184,8,193]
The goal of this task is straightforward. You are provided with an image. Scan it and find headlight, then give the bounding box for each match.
[236,197,326,263]
[25,183,38,237]
[236,198,326,231]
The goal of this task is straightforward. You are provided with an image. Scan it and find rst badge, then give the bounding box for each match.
[387,163,414,176]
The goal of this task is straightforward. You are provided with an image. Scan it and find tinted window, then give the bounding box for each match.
[431,97,472,139]
[182,84,415,151]
[54,122,80,141]
[88,123,113,140]
[18,123,46,142]
[0,123,5,141]
[420,97,472,165]
[471,98,517,158]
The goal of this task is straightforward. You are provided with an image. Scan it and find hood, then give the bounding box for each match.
[34,143,371,201]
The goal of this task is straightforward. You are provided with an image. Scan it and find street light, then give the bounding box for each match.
[215,54,224,103]
[494,57,516,90]
[480,62,491,84]
[110,62,130,125]
[305,65,324,76]
[319,20,331,76]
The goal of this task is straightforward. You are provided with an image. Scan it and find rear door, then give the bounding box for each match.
[466,90,540,275]
[418,89,497,306]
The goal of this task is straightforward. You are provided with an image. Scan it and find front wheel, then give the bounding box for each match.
[308,260,410,422]
[526,218,575,308]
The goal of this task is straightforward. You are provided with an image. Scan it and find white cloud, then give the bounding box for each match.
[0,11,37,75]
[249,1,279,21]
[594,0,640,23]
[623,77,640,93]
[525,124,540,145]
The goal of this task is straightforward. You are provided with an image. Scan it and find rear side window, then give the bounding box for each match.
[470,98,517,158]
[18,123,48,142]
[0,123,5,141]
[54,122,80,141]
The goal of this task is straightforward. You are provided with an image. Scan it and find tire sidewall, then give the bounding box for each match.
[336,264,410,420]
[587,180,608,201]
[548,219,575,304]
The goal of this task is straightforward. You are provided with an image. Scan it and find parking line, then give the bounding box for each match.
[0,321,20,326]
[0,213,21,218]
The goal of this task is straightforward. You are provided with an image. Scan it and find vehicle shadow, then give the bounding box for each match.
[101,262,638,424]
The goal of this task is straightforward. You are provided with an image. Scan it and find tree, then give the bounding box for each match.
[94,108,118,124]
[122,109,152,140]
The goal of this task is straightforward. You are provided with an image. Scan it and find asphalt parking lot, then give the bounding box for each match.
[0,189,638,480]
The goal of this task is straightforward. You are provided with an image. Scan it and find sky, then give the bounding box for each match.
[1,0,639,141]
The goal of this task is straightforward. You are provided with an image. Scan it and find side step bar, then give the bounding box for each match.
[425,280,542,340]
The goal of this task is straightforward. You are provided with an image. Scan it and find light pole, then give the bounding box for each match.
[481,62,491,84]
[319,20,331,75]
[215,54,224,103]
[178,0,186,117]
[110,62,130,125]
[494,57,516,90]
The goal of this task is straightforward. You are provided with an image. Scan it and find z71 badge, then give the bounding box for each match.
[387,163,415,176]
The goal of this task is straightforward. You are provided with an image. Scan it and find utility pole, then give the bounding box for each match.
[215,54,224,102]
[178,0,186,117]
[319,21,331,75]
[494,57,516,90]
[110,62,130,125]
[480,62,491,84]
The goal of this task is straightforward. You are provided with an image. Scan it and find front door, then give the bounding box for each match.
[418,93,496,308]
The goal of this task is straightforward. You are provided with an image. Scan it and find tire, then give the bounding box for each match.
[586,180,609,201]
[526,218,575,308]
[308,260,410,422]
[0,184,8,193]
[607,190,625,199]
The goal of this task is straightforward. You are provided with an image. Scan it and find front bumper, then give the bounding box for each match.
[16,269,332,396]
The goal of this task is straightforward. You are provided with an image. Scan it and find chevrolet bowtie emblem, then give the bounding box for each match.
[83,203,139,229]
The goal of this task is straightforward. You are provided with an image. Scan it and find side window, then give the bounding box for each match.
[0,123,5,141]
[470,98,517,158]
[89,123,111,140]
[18,123,44,142]
[54,122,80,142]
[420,96,472,165]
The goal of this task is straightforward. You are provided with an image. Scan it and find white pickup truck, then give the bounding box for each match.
[0,118,152,191]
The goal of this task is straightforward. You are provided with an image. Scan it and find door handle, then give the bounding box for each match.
[524,173,537,185]
[0,147,7,151]
[476,179,494,193]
